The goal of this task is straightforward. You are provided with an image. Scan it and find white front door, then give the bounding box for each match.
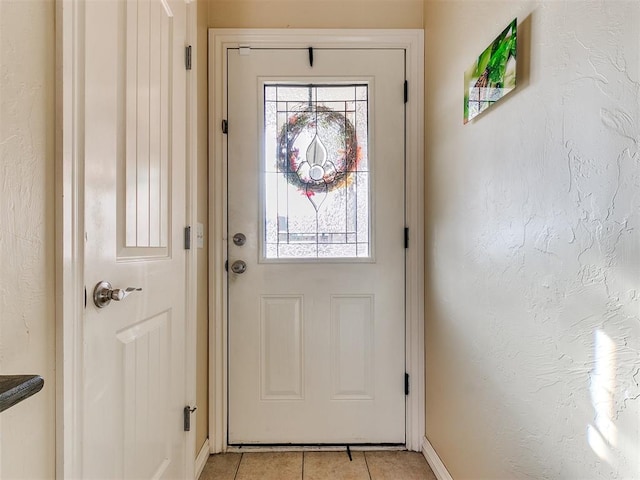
[227,48,406,444]
[82,0,189,477]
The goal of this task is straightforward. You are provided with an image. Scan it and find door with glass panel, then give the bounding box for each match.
[227,48,406,444]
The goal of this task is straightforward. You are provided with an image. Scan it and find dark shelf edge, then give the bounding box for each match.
[0,375,45,413]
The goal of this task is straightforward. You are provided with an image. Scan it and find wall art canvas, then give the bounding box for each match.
[464,18,517,124]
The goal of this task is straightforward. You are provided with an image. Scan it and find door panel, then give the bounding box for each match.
[260,296,304,400]
[122,0,172,256]
[119,311,171,478]
[331,295,374,400]
[227,48,406,444]
[83,0,188,478]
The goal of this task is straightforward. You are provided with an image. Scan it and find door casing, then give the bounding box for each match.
[208,29,425,453]
[56,1,199,477]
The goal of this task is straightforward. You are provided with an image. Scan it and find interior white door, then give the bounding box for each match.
[82,1,189,478]
[227,48,406,444]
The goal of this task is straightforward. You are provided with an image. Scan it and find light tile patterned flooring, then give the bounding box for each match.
[199,451,438,480]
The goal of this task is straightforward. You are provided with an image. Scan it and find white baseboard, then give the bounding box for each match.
[422,436,453,480]
[195,438,210,480]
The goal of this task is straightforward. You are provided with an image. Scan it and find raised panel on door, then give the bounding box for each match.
[331,295,374,400]
[120,0,173,258]
[260,296,304,400]
[118,311,172,479]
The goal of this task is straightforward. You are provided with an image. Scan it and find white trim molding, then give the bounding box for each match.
[195,438,210,479]
[422,436,454,480]
[184,1,199,478]
[209,28,425,453]
[56,0,85,477]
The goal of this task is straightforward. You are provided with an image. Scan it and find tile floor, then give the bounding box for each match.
[199,451,437,480]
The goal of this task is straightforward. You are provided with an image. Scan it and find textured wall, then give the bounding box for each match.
[0,0,56,478]
[208,0,423,29]
[424,1,639,479]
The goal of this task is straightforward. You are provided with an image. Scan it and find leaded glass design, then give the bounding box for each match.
[263,84,370,259]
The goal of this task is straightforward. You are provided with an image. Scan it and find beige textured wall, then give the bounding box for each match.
[425,1,640,478]
[196,0,211,455]
[208,0,423,29]
[0,1,56,478]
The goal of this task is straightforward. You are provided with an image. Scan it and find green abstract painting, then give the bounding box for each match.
[464,18,517,124]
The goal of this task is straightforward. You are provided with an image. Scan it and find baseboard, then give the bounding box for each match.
[422,436,453,480]
[195,438,210,480]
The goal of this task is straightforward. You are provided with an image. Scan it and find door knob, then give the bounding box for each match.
[93,281,142,308]
[230,260,247,274]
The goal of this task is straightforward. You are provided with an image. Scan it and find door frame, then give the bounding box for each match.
[55,1,199,477]
[208,29,425,452]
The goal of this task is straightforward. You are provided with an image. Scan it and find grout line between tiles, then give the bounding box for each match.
[363,451,373,480]
[233,453,243,480]
[302,451,305,480]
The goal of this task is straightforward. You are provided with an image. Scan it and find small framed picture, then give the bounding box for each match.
[464,18,517,124]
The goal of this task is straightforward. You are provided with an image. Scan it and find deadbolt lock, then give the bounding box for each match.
[233,233,247,246]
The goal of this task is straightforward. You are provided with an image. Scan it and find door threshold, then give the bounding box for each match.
[227,443,406,453]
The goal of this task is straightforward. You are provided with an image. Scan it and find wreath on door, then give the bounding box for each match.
[277,105,361,197]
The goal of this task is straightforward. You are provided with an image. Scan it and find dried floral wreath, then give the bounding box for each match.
[277,105,362,198]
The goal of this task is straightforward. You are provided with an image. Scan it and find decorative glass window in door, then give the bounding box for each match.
[263,84,370,259]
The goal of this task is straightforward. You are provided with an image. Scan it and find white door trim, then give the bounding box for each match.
[56,1,81,476]
[56,1,85,476]
[208,28,425,452]
[56,1,198,477]
[185,2,199,477]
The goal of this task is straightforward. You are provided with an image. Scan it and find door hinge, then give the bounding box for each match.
[184,226,191,250]
[404,227,409,249]
[185,45,192,70]
[183,405,197,431]
[222,119,228,134]
[225,260,229,272]
[404,80,408,103]
[405,373,410,396]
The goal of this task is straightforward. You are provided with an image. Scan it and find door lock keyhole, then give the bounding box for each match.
[233,233,246,246]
